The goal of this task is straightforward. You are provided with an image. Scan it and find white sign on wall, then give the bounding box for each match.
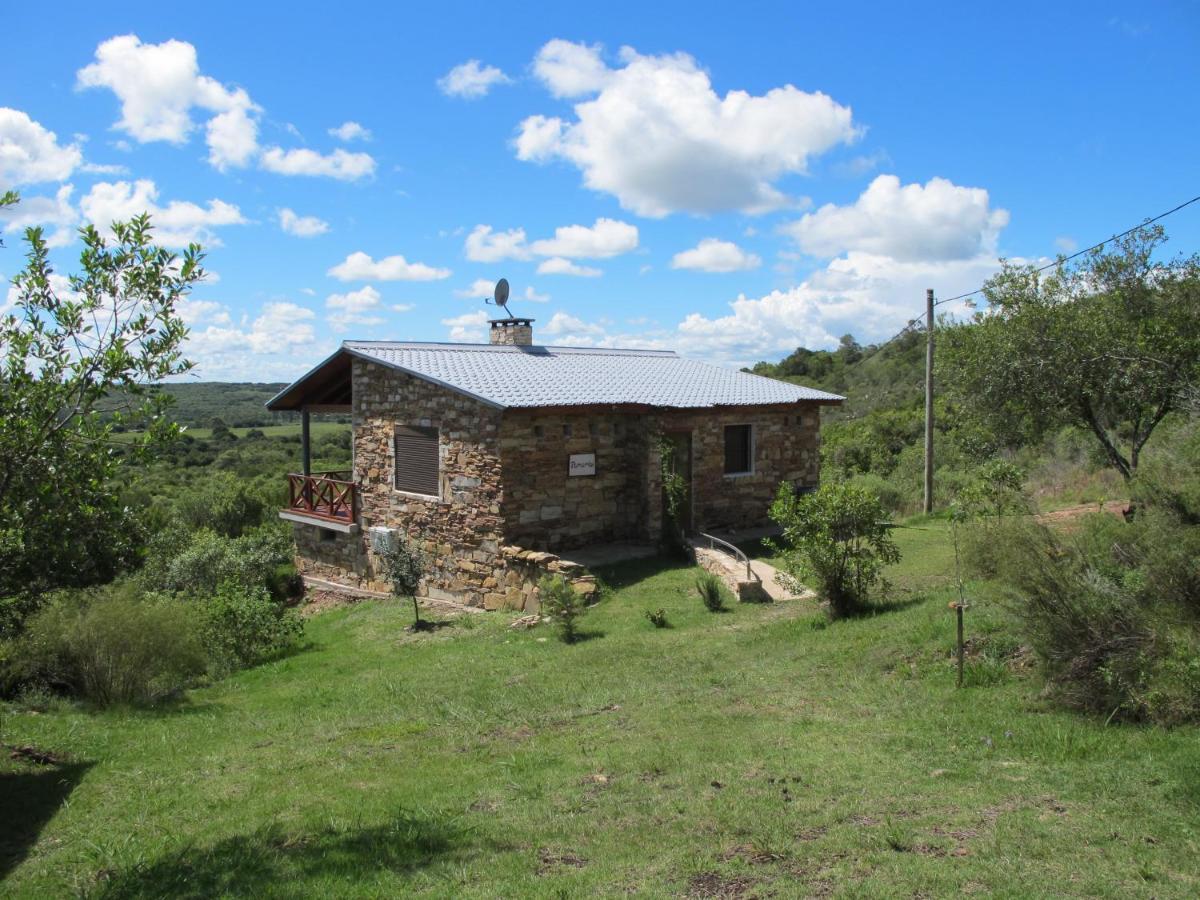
[568,453,596,477]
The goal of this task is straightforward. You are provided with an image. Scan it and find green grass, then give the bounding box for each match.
[3,526,1198,897]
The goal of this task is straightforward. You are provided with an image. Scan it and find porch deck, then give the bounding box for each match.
[281,471,359,531]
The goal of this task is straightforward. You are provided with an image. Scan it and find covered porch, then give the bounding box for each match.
[266,348,358,531]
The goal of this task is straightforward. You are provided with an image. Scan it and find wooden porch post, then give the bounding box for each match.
[301,408,311,476]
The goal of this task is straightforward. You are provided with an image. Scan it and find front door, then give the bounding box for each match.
[662,431,693,535]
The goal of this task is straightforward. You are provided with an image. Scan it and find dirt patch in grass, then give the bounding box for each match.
[686,871,758,898]
[536,848,587,875]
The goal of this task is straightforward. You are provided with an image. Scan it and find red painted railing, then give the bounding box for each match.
[285,471,357,523]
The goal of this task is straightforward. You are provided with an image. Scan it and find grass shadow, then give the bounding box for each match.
[0,755,94,880]
[94,809,483,899]
[590,553,694,591]
[568,629,606,643]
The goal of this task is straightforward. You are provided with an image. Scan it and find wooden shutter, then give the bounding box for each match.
[394,425,439,496]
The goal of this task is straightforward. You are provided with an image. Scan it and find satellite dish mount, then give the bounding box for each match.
[485,277,516,319]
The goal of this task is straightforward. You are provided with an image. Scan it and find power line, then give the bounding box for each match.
[875,191,1200,348]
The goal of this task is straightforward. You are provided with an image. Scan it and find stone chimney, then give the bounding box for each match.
[489,318,535,346]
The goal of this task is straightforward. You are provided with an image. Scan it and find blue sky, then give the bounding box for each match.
[2,1,1198,380]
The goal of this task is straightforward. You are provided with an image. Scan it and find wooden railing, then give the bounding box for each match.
[286,471,357,523]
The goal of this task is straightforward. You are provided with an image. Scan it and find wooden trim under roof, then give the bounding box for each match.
[265,348,354,412]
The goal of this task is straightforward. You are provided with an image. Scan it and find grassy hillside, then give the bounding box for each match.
[749,331,927,423]
[3,524,1197,898]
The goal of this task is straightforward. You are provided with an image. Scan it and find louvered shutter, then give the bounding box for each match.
[394,425,439,496]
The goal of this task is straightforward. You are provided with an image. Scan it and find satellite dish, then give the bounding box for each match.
[486,277,515,318]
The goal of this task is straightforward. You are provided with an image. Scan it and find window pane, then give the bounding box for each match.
[724,424,751,474]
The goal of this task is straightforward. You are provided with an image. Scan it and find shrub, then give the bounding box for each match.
[538,576,587,643]
[379,534,426,629]
[695,571,728,612]
[201,581,303,674]
[171,472,271,538]
[6,585,206,706]
[645,608,670,628]
[141,527,293,599]
[992,516,1200,724]
[768,482,900,619]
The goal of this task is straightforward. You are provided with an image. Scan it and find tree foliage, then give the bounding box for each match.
[768,482,900,619]
[380,534,426,628]
[940,226,1200,481]
[0,215,199,614]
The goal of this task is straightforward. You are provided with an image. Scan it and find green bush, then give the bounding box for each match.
[695,571,728,612]
[645,608,670,628]
[171,472,271,537]
[201,581,303,674]
[990,514,1200,724]
[141,527,293,599]
[538,576,587,644]
[5,584,206,706]
[769,482,900,619]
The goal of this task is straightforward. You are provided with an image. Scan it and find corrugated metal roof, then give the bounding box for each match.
[339,341,844,409]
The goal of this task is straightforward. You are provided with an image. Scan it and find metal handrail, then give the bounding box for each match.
[697,531,757,582]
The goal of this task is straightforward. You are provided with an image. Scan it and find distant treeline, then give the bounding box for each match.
[106,382,350,430]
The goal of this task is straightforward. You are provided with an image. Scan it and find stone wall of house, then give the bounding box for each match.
[654,403,824,535]
[497,403,822,552]
[499,411,657,551]
[348,358,507,605]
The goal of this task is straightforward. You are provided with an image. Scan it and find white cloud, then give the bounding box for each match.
[260,146,376,181]
[454,278,497,298]
[528,218,637,258]
[80,179,246,247]
[328,121,371,142]
[441,309,488,342]
[524,285,550,303]
[670,238,761,273]
[530,174,1017,367]
[326,284,384,330]
[0,184,78,247]
[392,303,414,312]
[76,35,261,171]
[464,225,530,262]
[784,174,1009,262]
[532,40,610,98]
[1055,235,1077,253]
[328,251,450,282]
[516,41,859,216]
[537,257,601,277]
[181,299,322,379]
[278,207,330,238]
[464,217,637,263]
[0,108,83,186]
[544,311,603,337]
[437,60,512,99]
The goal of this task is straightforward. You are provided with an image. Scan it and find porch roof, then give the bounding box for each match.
[266,341,844,412]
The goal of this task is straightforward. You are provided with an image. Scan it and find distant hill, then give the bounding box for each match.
[113,382,347,430]
[748,330,926,421]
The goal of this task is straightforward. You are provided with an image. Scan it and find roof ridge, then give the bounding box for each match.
[342,340,678,358]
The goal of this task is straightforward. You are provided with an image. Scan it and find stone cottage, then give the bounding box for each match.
[266,317,843,609]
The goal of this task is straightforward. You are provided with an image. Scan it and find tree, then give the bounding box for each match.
[768,482,900,619]
[1,215,199,630]
[940,226,1200,482]
[380,534,427,630]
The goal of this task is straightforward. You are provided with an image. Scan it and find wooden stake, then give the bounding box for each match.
[956,602,965,688]
[923,288,935,514]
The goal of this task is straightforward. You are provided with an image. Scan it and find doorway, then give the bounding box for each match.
[662,431,694,535]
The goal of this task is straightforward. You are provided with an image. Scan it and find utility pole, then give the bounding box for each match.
[923,288,935,514]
